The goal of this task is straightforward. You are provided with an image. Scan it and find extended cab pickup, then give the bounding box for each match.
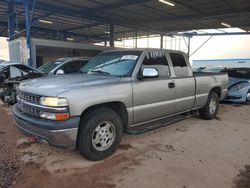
[12,49,228,161]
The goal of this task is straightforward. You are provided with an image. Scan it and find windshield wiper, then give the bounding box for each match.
[90,70,111,76]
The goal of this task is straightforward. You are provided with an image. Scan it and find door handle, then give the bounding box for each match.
[168,82,175,88]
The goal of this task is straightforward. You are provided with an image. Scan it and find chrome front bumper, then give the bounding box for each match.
[12,104,80,147]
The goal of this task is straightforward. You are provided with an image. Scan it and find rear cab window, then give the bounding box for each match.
[170,53,189,77]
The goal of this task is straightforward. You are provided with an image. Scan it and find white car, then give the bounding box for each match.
[38,57,91,75]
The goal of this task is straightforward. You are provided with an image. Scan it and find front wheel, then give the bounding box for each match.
[77,108,123,161]
[199,91,219,120]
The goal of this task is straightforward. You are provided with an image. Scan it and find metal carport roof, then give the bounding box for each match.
[0,0,250,43]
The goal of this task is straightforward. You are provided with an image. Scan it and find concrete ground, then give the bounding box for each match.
[0,102,250,188]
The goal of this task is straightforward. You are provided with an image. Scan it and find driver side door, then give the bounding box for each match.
[132,51,176,124]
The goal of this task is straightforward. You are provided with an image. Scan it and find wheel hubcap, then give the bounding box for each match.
[92,121,116,151]
[209,98,217,115]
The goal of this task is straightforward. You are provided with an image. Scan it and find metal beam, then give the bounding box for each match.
[24,0,32,66]
[7,0,15,40]
[160,34,163,49]
[172,0,199,13]
[90,0,151,12]
[12,0,160,34]
[64,22,103,32]
[185,32,250,37]
[187,37,191,57]
[216,0,250,21]
[189,36,214,57]
[135,30,138,48]
[141,7,250,24]
[110,24,114,47]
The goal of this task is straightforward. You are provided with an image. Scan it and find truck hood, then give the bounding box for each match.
[19,73,121,96]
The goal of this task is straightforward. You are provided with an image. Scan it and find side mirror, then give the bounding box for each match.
[138,68,159,80]
[56,69,65,75]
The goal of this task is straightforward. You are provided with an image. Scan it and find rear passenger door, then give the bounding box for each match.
[169,52,195,113]
[132,51,176,124]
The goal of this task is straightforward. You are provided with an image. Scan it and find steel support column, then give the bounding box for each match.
[135,30,138,48]
[24,0,35,67]
[160,34,163,49]
[110,24,114,47]
[7,0,15,40]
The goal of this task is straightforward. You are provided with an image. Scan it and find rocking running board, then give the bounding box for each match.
[125,112,192,135]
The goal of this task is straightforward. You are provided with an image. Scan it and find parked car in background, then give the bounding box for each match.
[12,49,228,161]
[222,68,250,103]
[38,57,91,75]
[0,63,43,104]
[192,67,206,73]
[202,66,228,73]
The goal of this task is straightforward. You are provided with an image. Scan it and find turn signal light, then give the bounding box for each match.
[55,113,70,120]
[39,111,70,120]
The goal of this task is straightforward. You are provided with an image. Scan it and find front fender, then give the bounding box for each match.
[58,82,133,117]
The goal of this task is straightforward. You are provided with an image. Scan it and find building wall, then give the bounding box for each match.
[36,47,101,66]
[192,58,250,68]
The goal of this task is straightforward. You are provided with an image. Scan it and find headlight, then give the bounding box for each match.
[234,85,244,91]
[39,97,68,107]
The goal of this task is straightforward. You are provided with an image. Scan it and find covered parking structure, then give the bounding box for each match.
[0,0,250,67]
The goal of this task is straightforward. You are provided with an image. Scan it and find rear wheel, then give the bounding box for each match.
[77,108,123,161]
[199,91,219,120]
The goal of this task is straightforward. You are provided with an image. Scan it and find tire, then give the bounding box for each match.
[77,108,123,161]
[199,91,219,120]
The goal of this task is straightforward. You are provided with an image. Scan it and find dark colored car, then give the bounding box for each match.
[0,63,43,104]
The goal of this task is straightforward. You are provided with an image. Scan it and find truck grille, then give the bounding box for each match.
[17,91,40,104]
[17,102,39,116]
[17,91,41,116]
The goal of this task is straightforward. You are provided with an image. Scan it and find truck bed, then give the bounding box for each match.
[193,72,228,77]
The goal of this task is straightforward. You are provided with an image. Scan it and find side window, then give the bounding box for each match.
[61,61,81,74]
[141,53,170,77]
[170,53,189,77]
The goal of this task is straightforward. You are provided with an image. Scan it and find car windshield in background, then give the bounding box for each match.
[202,67,225,73]
[38,60,64,73]
[80,51,142,77]
[226,68,250,79]
[12,64,36,73]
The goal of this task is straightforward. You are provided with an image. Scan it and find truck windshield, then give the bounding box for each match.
[38,60,64,74]
[80,51,142,77]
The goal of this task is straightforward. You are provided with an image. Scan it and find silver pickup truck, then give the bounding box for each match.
[12,49,228,161]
